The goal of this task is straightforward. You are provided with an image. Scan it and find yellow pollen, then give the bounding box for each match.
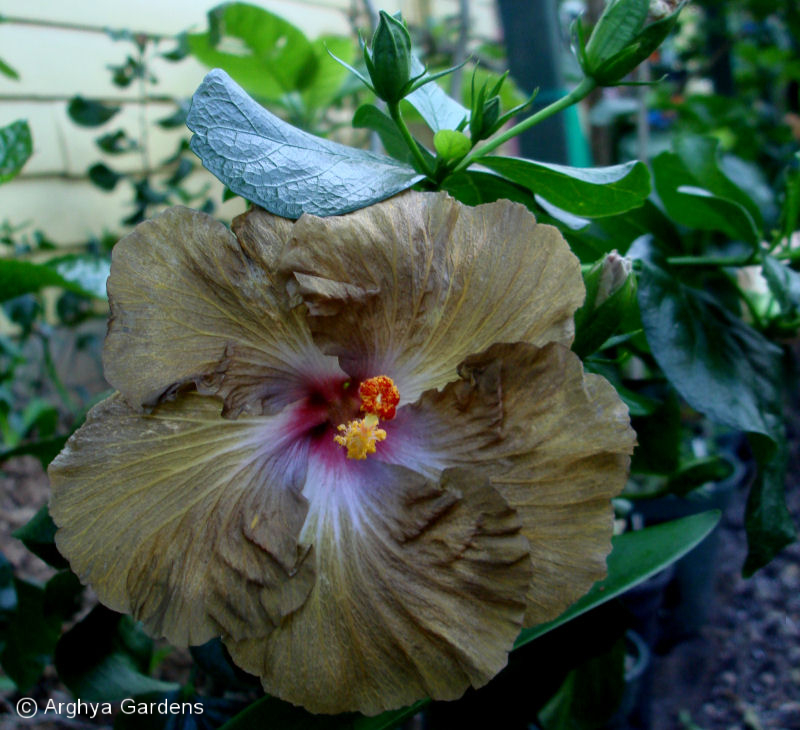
[334,413,387,460]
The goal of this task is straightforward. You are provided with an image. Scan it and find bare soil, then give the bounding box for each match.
[1,433,798,730]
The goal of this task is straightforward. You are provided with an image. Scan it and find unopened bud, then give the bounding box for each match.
[572,251,636,358]
[468,70,533,144]
[364,11,413,103]
[577,0,685,86]
[596,251,633,306]
[649,0,683,20]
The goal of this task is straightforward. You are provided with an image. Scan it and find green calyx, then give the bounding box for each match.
[468,70,536,145]
[363,11,417,104]
[577,0,685,87]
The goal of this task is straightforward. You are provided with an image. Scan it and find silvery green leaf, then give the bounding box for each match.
[187,69,423,218]
[405,56,469,132]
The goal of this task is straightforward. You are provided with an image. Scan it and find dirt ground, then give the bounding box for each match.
[650,476,800,730]
[1,428,799,730]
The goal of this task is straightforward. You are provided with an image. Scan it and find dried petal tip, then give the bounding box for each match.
[359,375,400,420]
[334,413,387,460]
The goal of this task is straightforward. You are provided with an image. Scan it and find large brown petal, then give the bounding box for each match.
[49,392,314,646]
[104,206,343,415]
[280,191,583,402]
[397,342,636,626]
[226,461,532,715]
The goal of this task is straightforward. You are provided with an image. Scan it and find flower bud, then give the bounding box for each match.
[576,0,684,86]
[648,0,682,20]
[471,95,501,143]
[364,11,413,103]
[596,250,634,306]
[433,129,471,161]
[468,71,534,144]
[572,251,636,358]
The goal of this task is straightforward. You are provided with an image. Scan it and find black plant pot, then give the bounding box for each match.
[604,630,651,730]
[632,437,755,647]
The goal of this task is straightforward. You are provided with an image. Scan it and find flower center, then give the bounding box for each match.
[334,375,399,460]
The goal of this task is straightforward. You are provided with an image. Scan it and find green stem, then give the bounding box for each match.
[666,254,754,267]
[0,413,16,449]
[451,76,597,174]
[387,101,434,178]
[38,331,80,420]
[1,14,168,40]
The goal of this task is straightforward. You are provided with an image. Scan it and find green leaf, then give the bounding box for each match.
[55,606,179,703]
[187,69,423,218]
[0,434,69,468]
[571,200,681,260]
[190,639,260,691]
[762,255,800,315]
[479,156,651,217]
[88,162,123,191]
[108,56,147,89]
[441,170,535,208]
[0,256,108,303]
[539,636,626,730]
[779,159,800,241]
[96,129,138,154]
[638,261,783,440]
[166,158,193,187]
[156,100,190,129]
[0,579,62,691]
[67,96,120,127]
[161,33,190,63]
[667,456,735,497]
[0,260,68,301]
[44,570,84,622]
[353,103,416,164]
[743,434,797,576]
[0,119,32,184]
[15,398,58,442]
[187,3,317,101]
[515,511,721,648]
[0,553,17,621]
[301,36,354,112]
[405,56,469,132]
[534,195,591,232]
[433,129,471,160]
[0,56,19,80]
[47,254,111,300]
[651,151,760,246]
[674,135,763,231]
[614,383,660,418]
[219,696,425,730]
[12,504,69,570]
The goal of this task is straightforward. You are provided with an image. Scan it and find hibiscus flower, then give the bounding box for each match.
[49,191,635,715]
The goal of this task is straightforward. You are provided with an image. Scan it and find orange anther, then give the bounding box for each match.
[358,375,400,420]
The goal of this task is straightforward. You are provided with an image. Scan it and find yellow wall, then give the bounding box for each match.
[0,0,500,243]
